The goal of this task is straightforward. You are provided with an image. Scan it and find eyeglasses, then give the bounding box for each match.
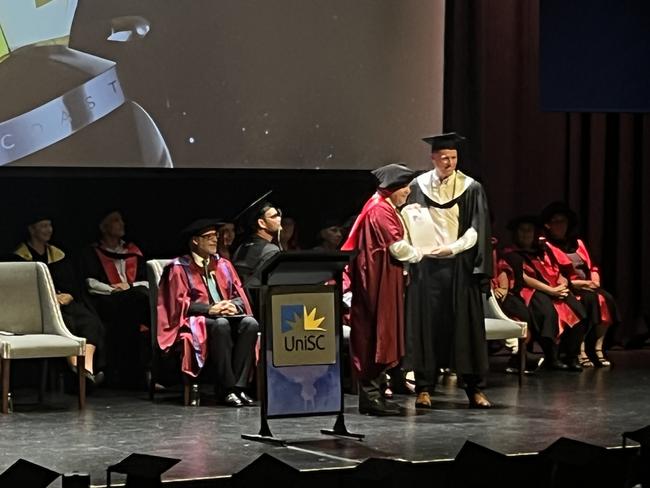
[264,208,282,220]
[198,233,218,241]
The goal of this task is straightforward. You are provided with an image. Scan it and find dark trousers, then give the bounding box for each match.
[206,316,259,393]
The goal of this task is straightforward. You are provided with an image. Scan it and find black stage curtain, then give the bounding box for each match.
[443,0,650,345]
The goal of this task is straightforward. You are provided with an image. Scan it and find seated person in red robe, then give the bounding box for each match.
[490,233,542,374]
[14,215,105,384]
[342,163,423,416]
[502,215,587,371]
[157,218,259,407]
[79,210,151,388]
[541,202,620,367]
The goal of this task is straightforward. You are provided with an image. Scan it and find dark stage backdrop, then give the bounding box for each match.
[0,0,444,169]
[539,0,650,112]
[444,0,650,345]
[0,167,376,261]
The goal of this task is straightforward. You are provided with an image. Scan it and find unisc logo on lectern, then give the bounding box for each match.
[281,304,327,352]
[271,298,336,366]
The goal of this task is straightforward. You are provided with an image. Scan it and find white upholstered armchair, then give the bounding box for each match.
[483,290,528,386]
[0,262,86,413]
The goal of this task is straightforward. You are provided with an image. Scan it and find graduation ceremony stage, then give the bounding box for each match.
[1,348,649,487]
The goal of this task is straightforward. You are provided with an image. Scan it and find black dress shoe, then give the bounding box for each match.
[85,370,105,385]
[237,391,255,406]
[222,392,243,407]
[358,398,401,416]
[545,359,569,371]
[564,358,583,372]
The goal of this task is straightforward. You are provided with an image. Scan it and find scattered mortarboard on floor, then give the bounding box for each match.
[453,440,512,487]
[371,163,420,190]
[623,426,650,487]
[106,453,180,488]
[623,425,650,447]
[540,437,607,466]
[0,459,60,488]
[421,132,466,151]
[233,190,276,232]
[352,457,411,488]
[231,453,299,488]
[539,437,618,488]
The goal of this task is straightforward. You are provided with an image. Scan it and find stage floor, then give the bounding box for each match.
[1,348,649,487]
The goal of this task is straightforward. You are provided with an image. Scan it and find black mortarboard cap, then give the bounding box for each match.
[540,201,578,227]
[454,441,508,484]
[107,453,180,488]
[422,132,466,151]
[623,425,650,446]
[23,208,53,226]
[506,214,540,231]
[539,438,617,488]
[0,459,60,487]
[180,218,227,241]
[351,457,412,488]
[95,207,124,224]
[233,190,276,231]
[371,163,419,190]
[623,426,650,487]
[317,216,342,231]
[231,453,299,488]
[540,437,607,466]
[453,441,527,488]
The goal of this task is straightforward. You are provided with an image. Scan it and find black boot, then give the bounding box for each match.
[358,380,401,416]
[540,338,569,370]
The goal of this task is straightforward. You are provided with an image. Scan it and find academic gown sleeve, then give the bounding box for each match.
[156,262,209,377]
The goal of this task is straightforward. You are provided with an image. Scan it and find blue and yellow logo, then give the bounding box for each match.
[280,305,327,353]
[272,295,336,366]
[281,305,326,333]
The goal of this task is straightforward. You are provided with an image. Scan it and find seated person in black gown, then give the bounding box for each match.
[232,191,282,288]
[311,217,343,251]
[79,210,151,387]
[157,219,260,407]
[14,216,105,383]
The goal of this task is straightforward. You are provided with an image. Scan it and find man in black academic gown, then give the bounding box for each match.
[232,191,283,288]
[404,132,493,409]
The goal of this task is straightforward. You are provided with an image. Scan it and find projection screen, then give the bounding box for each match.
[0,0,444,169]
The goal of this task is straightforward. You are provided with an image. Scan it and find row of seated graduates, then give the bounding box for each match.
[2,207,351,397]
[5,198,619,399]
[491,201,620,375]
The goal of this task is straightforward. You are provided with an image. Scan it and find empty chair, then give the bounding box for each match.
[0,262,86,413]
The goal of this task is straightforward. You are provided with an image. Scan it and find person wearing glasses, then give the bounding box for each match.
[232,192,283,288]
[157,218,259,407]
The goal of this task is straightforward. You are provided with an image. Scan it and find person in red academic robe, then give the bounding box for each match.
[342,163,423,416]
[79,210,151,388]
[541,202,620,367]
[490,235,543,374]
[502,215,587,371]
[157,218,259,407]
